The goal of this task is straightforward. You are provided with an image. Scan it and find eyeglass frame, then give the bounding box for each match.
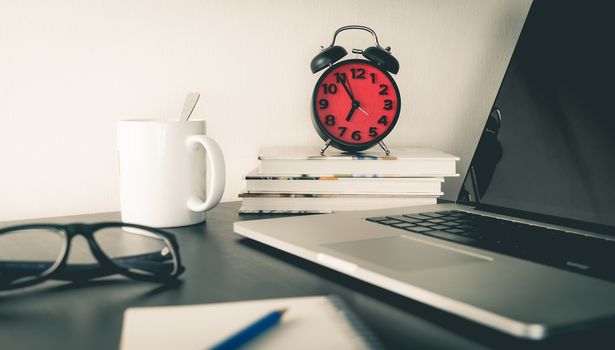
[0,222,185,291]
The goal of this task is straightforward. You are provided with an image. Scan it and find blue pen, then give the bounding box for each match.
[210,308,288,350]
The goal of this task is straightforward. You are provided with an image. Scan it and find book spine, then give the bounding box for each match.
[259,159,456,176]
[239,196,437,212]
[246,178,442,195]
[238,209,332,214]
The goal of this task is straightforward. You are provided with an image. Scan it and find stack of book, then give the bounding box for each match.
[239,147,458,214]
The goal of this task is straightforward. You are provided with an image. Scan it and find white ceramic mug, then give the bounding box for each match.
[117,120,225,228]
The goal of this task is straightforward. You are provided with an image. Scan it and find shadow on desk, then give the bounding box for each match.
[239,237,615,350]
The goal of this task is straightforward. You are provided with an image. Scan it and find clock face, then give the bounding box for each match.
[312,59,401,152]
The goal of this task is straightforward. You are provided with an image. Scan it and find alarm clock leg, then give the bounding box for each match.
[378,140,391,156]
[320,139,332,156]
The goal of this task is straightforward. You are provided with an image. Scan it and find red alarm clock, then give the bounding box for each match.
[310,25,401,155]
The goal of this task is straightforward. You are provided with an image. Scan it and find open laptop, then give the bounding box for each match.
[234,0,615,340]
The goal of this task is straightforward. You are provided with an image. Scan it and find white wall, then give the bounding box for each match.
[0,0,531,221]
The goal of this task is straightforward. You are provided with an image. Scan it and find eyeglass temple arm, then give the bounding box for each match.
[0,252,173,283]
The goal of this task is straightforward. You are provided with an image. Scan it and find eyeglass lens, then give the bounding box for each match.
[93,226,179,277]
[0,228,67,288]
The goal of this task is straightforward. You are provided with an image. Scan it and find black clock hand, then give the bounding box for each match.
[346,101,359,121]
[341,74,360,122]
[340,74,355,101]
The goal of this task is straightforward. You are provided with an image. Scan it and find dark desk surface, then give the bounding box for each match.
[1,202,613,350]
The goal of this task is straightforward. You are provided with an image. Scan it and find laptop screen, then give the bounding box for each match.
[463,0,615,230]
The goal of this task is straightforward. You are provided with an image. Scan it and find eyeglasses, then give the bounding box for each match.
[0,222,185,291]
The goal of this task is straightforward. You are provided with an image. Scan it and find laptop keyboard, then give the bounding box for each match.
[367,210,615,283]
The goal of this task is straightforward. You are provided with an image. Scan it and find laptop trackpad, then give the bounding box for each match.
[322,236,487,272]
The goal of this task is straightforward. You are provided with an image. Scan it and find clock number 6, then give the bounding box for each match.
[351,130,362,141]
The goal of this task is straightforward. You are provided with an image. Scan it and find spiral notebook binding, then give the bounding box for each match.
[327,295,385,350]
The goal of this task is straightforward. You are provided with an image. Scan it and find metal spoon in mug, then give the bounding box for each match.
[180,92,200,121]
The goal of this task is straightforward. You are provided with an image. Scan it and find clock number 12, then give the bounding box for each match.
[350,68,366,79]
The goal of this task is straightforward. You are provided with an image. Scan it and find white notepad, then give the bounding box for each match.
[120,295,382,350]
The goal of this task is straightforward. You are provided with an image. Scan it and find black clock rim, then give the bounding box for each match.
[311,58,401,153]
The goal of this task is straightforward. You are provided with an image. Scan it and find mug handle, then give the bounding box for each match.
[185,135,226,212]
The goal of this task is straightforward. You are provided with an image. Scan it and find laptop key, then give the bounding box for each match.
[402,214,429,221]
[442,221,460,227]
[430,225,450,230]
[421,230,478,244]
[405,226,432,233]
[378,219,402,225]
[419,212,446,218]
[387,215,422,224]
[444,228,465,234]
[435,216,457,222]
[426,218,446,223]
[416,222,436,227]
[366,216,390,222]
[392,223,416,228]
